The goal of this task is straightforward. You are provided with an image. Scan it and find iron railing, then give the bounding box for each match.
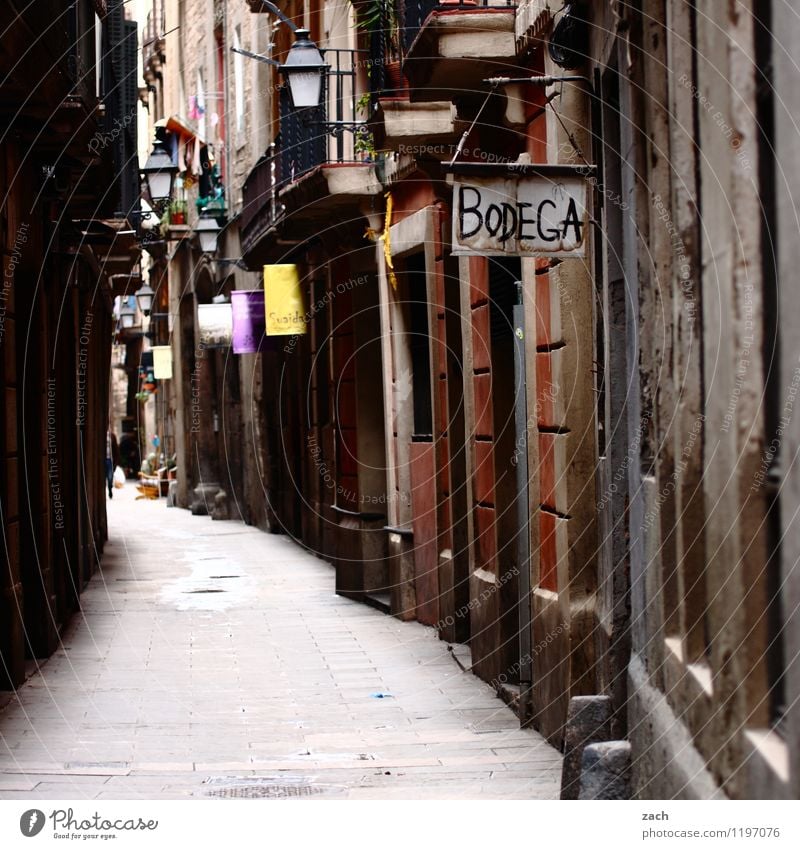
[241,48,367,244]
[142,0,166,53]
[401,0,438,51]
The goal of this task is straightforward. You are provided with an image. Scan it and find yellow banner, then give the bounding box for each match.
[151,346,173,380]
[263,264,306,335]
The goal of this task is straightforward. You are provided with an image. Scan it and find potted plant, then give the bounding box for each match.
[354,128,377,162]
[351,1,405,93]
[168,199,187,226]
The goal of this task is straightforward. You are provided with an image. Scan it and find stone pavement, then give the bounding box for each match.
[0,483,562,800]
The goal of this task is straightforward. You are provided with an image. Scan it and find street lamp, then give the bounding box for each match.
[140,128,178,208]
[118,299,137,330]
[135,282,155,316]
[278,28,328,109]
[195,212,221,255]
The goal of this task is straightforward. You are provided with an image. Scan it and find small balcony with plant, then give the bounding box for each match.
[239,8,385,266]
[356,0,462,158]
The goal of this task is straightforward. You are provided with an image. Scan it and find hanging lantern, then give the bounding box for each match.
[141,128,178,206]
[195,212,221,255]
[278,29,328,109]
[119,299,137,330]
[135,281,155,316]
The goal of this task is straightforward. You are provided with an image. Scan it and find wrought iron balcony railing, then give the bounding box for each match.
[241,47,368,248]
[143,0,166,64]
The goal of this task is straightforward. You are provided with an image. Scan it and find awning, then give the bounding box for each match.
[160,115,206,147]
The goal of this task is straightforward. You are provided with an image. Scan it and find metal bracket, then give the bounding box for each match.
[231,45,279,67]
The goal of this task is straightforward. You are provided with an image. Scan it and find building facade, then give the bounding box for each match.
[0,0,141,687]
[137,0,799,800]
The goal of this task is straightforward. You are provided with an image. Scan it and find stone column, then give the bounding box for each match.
[189,341,222,515]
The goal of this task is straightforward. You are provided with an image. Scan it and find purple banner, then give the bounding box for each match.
[231,289,266,354]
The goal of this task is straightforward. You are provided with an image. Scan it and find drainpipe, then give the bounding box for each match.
[513,279,533,725]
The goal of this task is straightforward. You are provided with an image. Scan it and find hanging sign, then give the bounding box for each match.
[449,163,592,257]
[151,345,173,379]
[197,302,233,348]
[231,289,266,353]
[263,264,306,336]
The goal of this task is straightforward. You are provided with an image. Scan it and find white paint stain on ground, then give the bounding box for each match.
[160,552,256,612]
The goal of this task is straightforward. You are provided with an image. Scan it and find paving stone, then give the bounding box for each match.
[0,486,561,798]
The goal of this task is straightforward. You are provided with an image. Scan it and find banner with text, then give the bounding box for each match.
[231,289,266,353]
[151,346,172,380]
[264,264,306,336]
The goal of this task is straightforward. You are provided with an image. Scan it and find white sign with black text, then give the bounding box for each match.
[452,172,589,257]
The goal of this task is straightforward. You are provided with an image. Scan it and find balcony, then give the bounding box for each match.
[240,57,382,267]
[142,0,166,81]
[370,99,460,155]
[401,2,520,102]
[240,153,381,267]
[0,1,101,156]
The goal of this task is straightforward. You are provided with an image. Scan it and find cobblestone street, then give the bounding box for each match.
[0,485,562,800]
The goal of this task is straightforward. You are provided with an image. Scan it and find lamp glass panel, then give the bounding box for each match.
[289,70,323,108]
[198,227,219,254]
[147,170,173,202]
[136,288,154,314]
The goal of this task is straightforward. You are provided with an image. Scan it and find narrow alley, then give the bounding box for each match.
[2,0,799,815]
[0,485,562,800]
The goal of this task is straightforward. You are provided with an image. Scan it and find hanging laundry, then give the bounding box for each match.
[188,95,205,121]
